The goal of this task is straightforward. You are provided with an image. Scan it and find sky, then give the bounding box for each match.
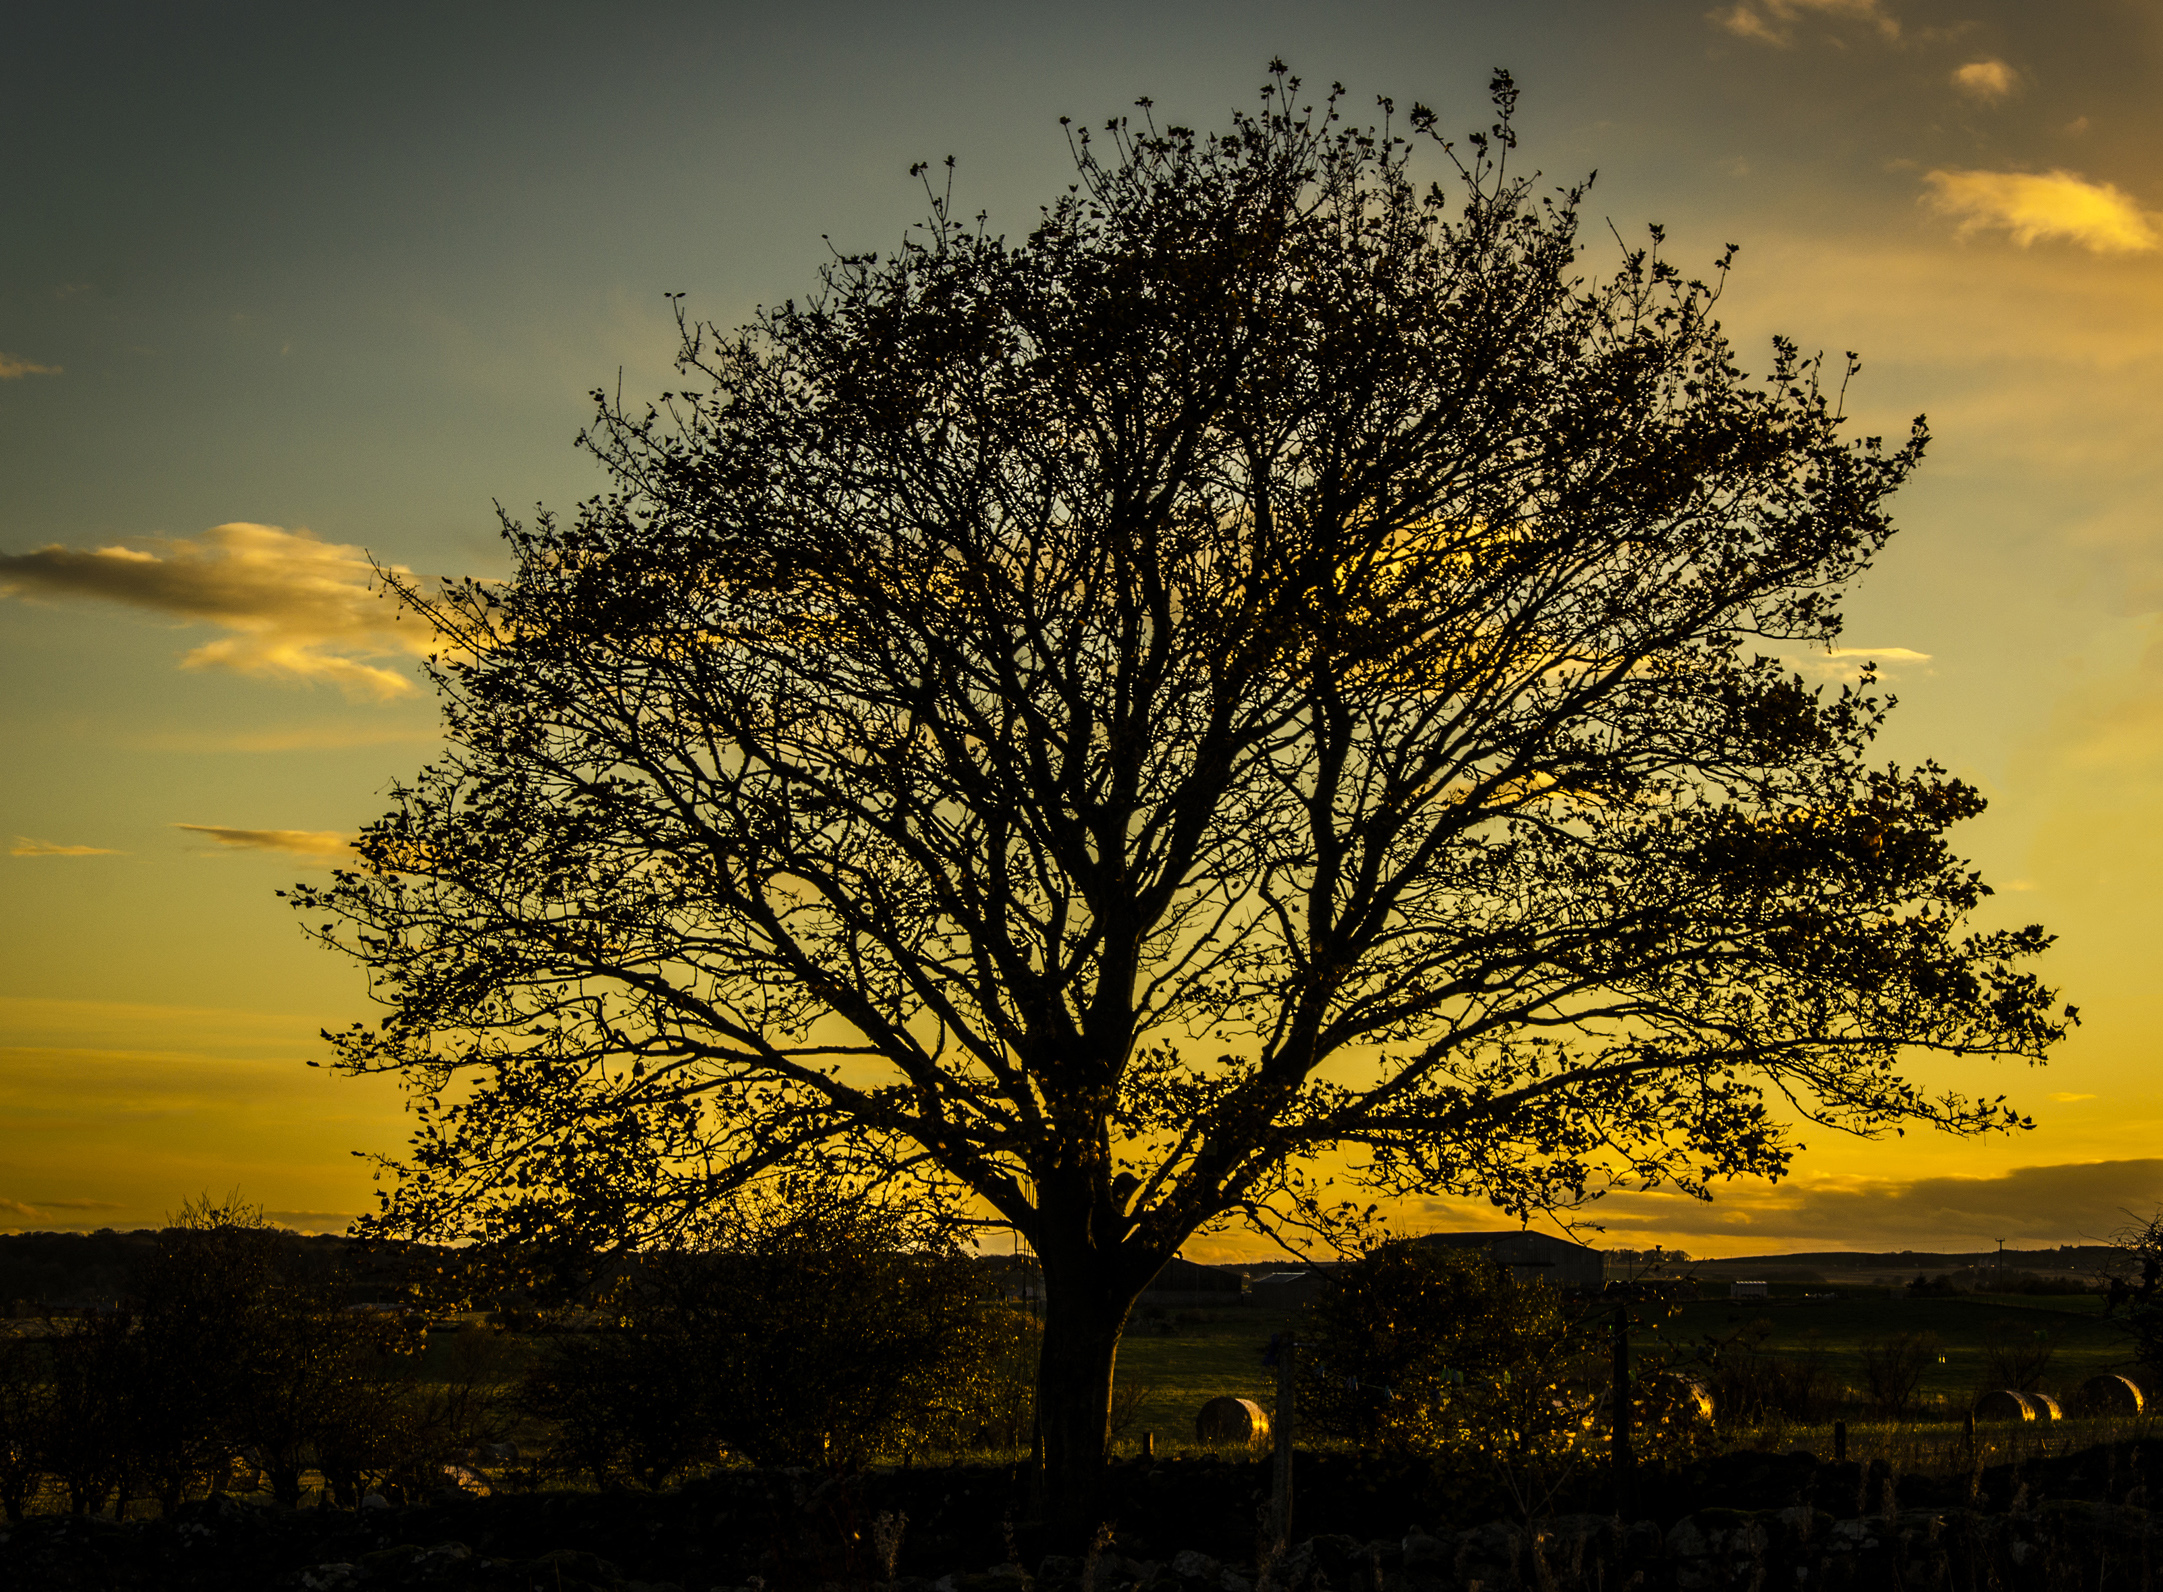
[2,0,2159,1257]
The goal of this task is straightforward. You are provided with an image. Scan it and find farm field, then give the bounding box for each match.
[1107,1286,2141,1456]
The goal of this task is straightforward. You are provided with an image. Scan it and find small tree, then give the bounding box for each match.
[2104,1212,2163,1383]
[1858,1331,1938,1417]
[1983,1320,2055,1392]
[123,1194,285,1511]
[42,1309,134,1515]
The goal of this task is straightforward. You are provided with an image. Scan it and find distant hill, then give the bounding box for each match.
[1676,1247,2120,1272]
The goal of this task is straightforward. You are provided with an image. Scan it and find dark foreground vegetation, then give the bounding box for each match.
[10,1217,2163,1589]
[8,1438,2163,1590]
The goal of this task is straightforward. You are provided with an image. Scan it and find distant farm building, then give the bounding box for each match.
[1413,1230,1603,1293]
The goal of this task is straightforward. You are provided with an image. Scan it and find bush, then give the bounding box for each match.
[0,1335,47,1520]
[1697,1319,1836,1426]
[522,1190,1014,1485]
[2107,1213,2163,1382]
[1983,1320,2056,1392]
[1859,1331,1939,1417]
[1295,1241,1585,1461]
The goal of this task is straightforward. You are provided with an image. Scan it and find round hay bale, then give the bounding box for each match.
[1656,1375,1715,1424]
[2076,1374,2145,1417]
[1194,1396,1271,1446]
[2027,1392,2063,1423]
[1973,1389,2035,1423]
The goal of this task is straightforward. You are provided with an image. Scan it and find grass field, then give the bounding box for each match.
[1106,1287,2142,1458]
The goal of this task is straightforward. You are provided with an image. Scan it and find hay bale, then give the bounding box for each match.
[2076,1374,2145,1417]
[1629,1373,1712,1426]
[1658,1375,1715,1423]
[2028,1392,2063,1422]
[1194,1395,1271,1446]
[1973,1389,2035,1423]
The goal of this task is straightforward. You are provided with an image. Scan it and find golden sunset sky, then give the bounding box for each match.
[3,0,2159,1256]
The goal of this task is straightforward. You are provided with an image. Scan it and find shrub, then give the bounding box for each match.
[1697,1319,1836,1426]
[522,1188,1007,1484]
[1858,1331,1939,1417]
[0,1333,51,1520]
[1983,1320,2056,1391]
[1295,1241,1585,1461]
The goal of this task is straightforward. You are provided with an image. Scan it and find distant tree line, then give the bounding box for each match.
[0,1196,501,1520]
[0,1191,1040,1518]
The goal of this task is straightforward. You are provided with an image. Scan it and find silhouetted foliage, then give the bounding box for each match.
[0,1196,481,1518]
[0,1334,51,1522]
[1695,1318,1835,1426]
[1982,1320,2056,1392]
[295,60,2070,1523]
[2106,1211,2163,1381]
[524,1187,1013,1486]
[1858,1331,1939,1417]
[1295,1241,1582,1458]
[43,1308,133,1514]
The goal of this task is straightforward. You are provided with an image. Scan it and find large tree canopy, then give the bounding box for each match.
[296,68,2068,1522]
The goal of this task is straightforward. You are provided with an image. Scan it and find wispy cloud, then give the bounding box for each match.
[0,352,62,379]
[263,1209,360,1233]
[0,523,431,699]
[1788,644,1932,683]
[1711,0,1899,47]
[1,1196,126,1228]
[2050,1093,2098,1103]
[10,837,121,857]
[175,824,356,862]
[1923,168,2161,254]
[1951,59,2018,103]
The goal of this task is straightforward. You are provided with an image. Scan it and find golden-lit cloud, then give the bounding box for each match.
[0,352,62,379]
[1922,168,2161,254]
[2051,1093,2099,1103]
[175,824,356,862]
[0,522,430,699]
[1711,0,1898,47]
[10,837,122,857]
[1951,59,2018,103]
[1787,644,1931,684]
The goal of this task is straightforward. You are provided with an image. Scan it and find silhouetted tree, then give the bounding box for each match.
[43,1308,133,1515]
[123,1194,282,1511]
[296,65,2069,1526]
[2106,1211,2163,1380]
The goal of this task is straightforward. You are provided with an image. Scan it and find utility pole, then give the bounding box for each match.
[1611,1301,1633,1518]
[1267,1332,1296,1549]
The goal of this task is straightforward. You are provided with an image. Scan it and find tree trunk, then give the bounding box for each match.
[1034,1245,1141,1541]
